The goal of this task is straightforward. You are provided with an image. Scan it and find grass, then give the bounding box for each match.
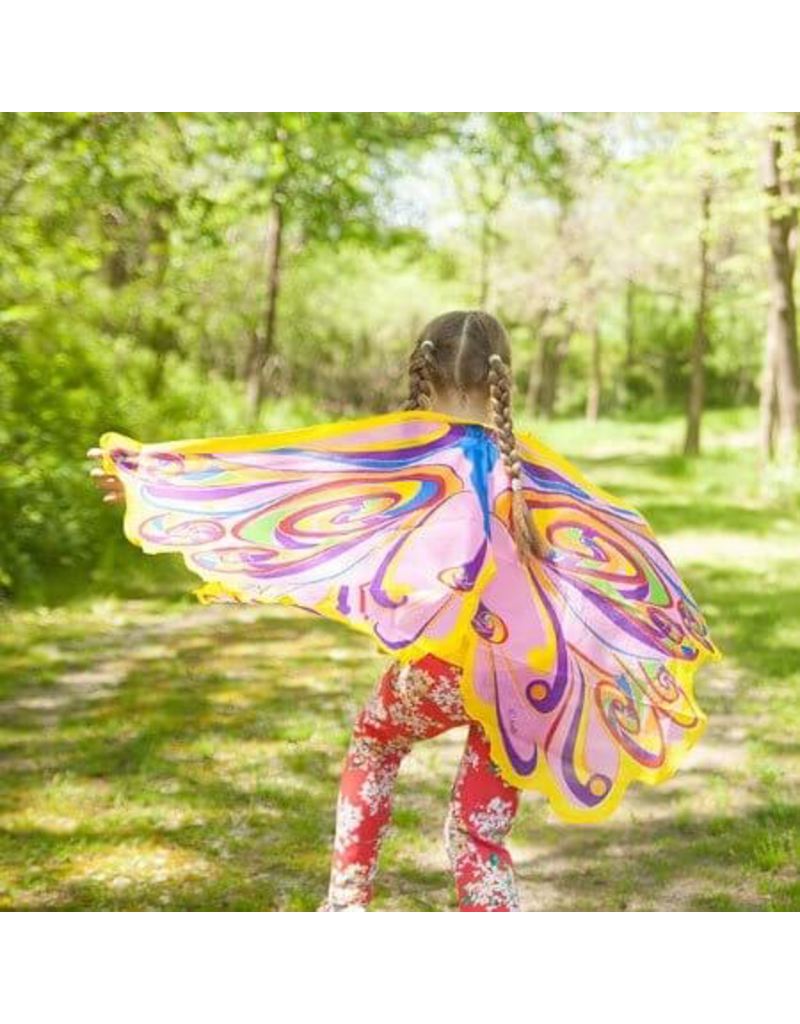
[0,407,797,911]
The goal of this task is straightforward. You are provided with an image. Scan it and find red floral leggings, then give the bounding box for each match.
[318,653,522,912]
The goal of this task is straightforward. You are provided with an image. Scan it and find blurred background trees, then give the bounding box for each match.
[1,111,798,600]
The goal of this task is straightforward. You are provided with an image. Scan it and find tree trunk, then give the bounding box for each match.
[684,186,712,457]
[527,335,547,417]
[625,280,635,359]
[145,204,176,398]
[791,114,800,269]
[624,279,636,407]
[525,312,548,416]
[762,116,800,461]
[247,199,284,415]
[478,215,491,307]
[586,327,602,422]
[759,335,779,463]
[547,335,570,417]
[536,333,570,419]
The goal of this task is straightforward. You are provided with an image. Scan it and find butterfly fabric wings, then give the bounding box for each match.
[463,431,721,822]
[102,415,497,667]
[100,410,721,823]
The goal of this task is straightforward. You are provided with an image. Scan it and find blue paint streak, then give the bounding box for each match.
[383,478,439,516]
[458,425,497,538]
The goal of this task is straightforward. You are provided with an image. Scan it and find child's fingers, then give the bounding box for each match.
[89,472,122,495]
[89,471,119,487]
[86,447,126,507]
[89,470,116,486]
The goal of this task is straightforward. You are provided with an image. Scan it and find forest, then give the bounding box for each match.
[0,112,797,911]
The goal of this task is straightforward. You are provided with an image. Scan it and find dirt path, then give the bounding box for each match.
[401,655,754,911]
[0,599,787,911]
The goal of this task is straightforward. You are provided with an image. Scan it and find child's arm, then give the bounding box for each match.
[86,447,125,505]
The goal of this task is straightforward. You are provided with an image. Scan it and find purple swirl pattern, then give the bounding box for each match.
[101,411,721,823]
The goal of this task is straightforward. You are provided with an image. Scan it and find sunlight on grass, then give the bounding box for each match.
[1,409,798,911]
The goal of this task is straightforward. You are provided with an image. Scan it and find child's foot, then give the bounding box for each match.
[316,897,368,912]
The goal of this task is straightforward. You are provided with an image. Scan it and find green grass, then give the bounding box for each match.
[0,407,797,911]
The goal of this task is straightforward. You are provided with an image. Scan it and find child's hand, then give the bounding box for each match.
[86,448,126,505]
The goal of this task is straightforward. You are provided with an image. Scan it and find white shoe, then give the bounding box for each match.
[317,898,368,912]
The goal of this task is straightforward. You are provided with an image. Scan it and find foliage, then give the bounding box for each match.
[0,112,796,597]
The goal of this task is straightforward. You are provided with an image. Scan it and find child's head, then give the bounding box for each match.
[404,310,511,412]
[404,310,546,560]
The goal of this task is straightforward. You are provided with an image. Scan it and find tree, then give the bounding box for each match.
[586,326,603,422]
[196,113,458,414]
[760,113,800,462]
[684,179,713,456]
[679,114,726,456]
[451,113,568,308]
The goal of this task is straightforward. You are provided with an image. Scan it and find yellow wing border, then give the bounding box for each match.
[99,413,725,824]
[455,638,723,824]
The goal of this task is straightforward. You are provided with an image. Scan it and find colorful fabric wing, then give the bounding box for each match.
[459,428,722,822]
[100,409,722,823]
[100,414,497,668]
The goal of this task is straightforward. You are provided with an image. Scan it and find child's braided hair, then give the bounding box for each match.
[403,310,547,562]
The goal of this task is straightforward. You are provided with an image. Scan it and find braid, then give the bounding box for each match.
[488,353,548,560]
[404,338,436,410]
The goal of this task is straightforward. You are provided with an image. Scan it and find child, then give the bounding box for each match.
[89,309,720,913]
[316,311,533,911]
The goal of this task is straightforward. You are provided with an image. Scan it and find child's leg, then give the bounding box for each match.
[444,721,522,912]
[318,655,470,911]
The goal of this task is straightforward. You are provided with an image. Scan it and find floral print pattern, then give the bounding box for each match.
[318,654,522,912]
